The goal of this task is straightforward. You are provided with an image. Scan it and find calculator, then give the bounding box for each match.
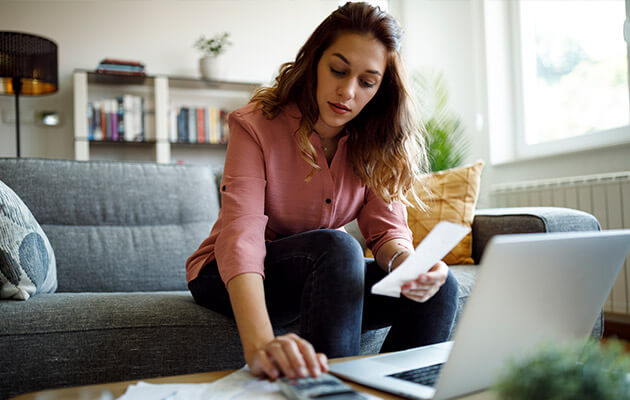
[278,373,366,399]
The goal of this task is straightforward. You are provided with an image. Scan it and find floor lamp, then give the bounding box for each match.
[0,32,58,158]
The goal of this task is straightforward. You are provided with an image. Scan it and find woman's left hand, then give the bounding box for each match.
[401,261,449,303]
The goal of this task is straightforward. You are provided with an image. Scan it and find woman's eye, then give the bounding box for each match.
[361,80,375,88]
[330,67,345,76]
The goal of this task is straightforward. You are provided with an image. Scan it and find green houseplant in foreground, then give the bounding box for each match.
[411,70,469,172]
[494,339,630,400]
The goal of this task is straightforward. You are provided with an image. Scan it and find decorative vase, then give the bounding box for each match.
[199,55,225,80]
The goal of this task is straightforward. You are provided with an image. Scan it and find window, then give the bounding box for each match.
[513,0,629,158]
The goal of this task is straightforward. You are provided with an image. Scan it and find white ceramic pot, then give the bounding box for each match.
[199,55,225,80]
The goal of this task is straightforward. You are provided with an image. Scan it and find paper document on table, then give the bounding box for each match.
[371,221,471,298]
[117,381,214,400]
[117,366,383,399]
[117,367,282,400]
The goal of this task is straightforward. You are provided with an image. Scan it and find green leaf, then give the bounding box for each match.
[411,69,469,172]
[194,32,232,56]
[493,339,630,400]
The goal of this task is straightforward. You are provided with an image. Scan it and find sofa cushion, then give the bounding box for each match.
[472,207,601,264]
[0,159,220,292]
[0,291,388,398]
[407,161,484,265]
[363,161,484,263]
[0,179,57,300]
[0,292,243,398]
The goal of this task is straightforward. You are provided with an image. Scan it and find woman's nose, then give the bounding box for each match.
[337,79,355,101]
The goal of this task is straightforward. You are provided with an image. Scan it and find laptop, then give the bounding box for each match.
[329,229,630,400]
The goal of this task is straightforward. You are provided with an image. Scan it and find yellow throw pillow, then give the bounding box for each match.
[409,160,484,264]
[366,160,484,265]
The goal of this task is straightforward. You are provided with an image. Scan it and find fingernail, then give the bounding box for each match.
[300,367,308,377]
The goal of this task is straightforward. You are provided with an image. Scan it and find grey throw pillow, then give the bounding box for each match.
[0,179,57,300]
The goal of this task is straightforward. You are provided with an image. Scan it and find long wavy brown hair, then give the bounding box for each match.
[250,1,428,207]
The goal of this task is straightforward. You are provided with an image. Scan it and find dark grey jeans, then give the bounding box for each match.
[188,229,458,358]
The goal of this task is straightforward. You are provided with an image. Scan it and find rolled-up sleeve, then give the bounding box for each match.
[357,188,413,257]
[214,113,269,285]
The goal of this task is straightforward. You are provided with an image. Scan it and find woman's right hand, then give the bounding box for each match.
[246,333,328,380]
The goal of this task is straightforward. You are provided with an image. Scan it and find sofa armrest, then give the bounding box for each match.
[471,207,601,264]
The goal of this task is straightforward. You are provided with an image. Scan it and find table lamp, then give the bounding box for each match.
[0,31,58,157]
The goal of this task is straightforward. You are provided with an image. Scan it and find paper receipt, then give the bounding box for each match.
[371,221,471,297]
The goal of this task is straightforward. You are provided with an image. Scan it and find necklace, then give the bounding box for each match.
[314,129,329,153]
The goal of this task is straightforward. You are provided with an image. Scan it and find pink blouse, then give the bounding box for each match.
[185,102,412,285]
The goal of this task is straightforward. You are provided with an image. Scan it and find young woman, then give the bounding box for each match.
[186,1,458,381]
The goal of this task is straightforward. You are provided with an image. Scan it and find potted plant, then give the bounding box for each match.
[494,339,630,399]
[194,32,232,80]
[411,69,469,172]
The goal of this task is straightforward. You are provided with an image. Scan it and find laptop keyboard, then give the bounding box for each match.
[387,363,445,387]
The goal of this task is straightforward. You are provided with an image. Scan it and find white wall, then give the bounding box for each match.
[2,0,630,208]
[0,0,338,159]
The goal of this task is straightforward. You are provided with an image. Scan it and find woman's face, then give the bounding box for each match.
[314,32,387,138]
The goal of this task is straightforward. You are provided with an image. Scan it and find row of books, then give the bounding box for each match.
[169,106,230,144]
[87,95,146,142]
[96,58,146,77]
[86,95,230,144]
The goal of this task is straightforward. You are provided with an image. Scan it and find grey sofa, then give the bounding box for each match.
[0,158,603,399]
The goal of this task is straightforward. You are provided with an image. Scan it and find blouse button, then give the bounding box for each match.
[325,198,332,204]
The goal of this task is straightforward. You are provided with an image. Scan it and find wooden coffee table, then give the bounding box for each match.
[11,357,496,400]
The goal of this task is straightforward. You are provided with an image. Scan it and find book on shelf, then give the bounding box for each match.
[177,108,188,143]
[96,58,146,76]
[168,105,231,145]
[188,107,196,143]
[87,103,94,140]
[87,94,147,142]
[111,99,119,141]
[99,58,144,67]
[117,97,124,141]
[209,107,218,144]
[220,110,229,144]
[197,108,205,143]
[122,95,134,141]
[169,107,177,144]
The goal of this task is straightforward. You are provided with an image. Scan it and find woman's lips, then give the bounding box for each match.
[328,102,351,114]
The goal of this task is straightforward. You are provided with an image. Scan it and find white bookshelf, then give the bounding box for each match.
[73,70,260,164]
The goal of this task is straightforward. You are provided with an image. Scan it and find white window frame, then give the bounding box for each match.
[509,0,630,161]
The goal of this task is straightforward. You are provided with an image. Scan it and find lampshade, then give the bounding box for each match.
[0,31,58,158]
[0,31,58,96]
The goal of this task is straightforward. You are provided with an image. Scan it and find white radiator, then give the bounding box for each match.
[490,172,630,315]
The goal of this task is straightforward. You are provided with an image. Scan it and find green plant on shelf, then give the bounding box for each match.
[194,32,232,57]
